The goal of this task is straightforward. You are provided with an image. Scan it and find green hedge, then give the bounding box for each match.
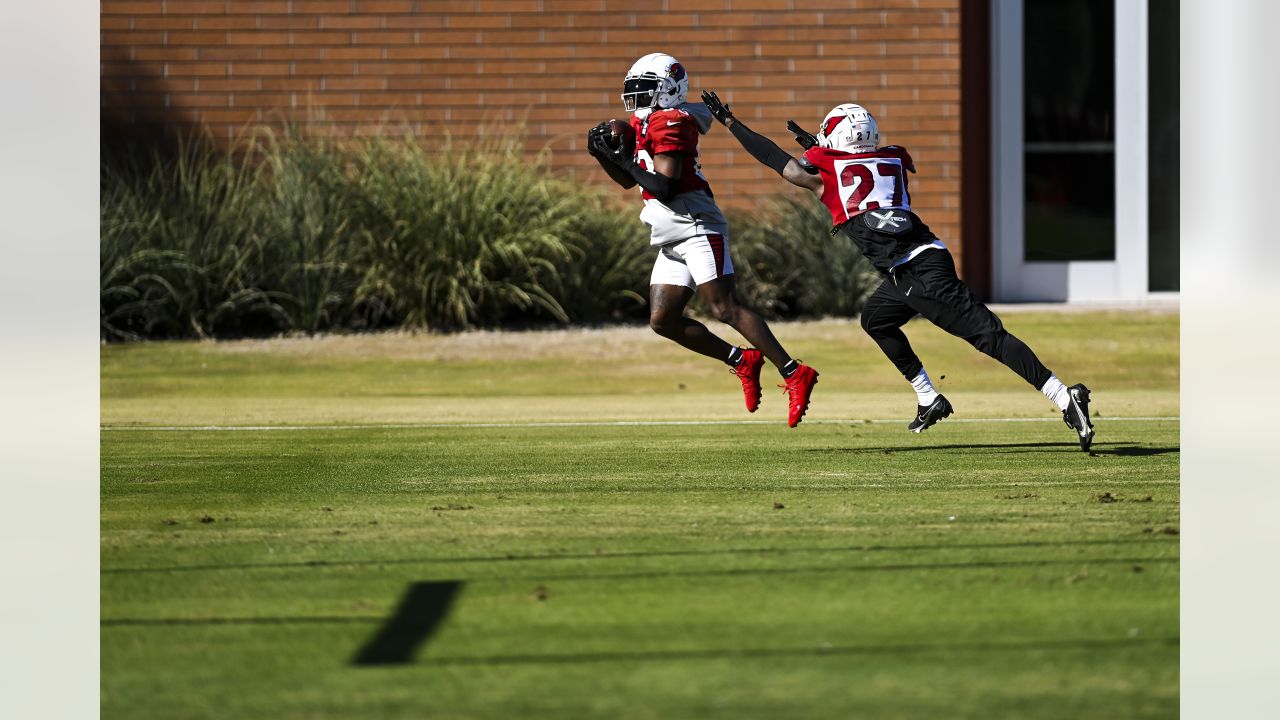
[100,128,878,341]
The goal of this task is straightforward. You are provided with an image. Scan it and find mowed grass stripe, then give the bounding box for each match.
[100,416,1179,431]
[102,536,1178,575]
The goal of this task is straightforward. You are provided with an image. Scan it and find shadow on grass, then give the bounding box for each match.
[807,442,1179,457]
[101,537,1179,575]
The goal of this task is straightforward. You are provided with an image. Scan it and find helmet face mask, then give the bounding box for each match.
[621,53,688,113]
[622,77,661,112]
[817,103,879,153]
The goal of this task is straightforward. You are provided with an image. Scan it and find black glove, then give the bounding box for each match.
[701,90,735,127]
[586,122,612,158]
[786,120,818,150]
[590,130,632,167]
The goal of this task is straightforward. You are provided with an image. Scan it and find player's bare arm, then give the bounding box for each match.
[700,90,822,195]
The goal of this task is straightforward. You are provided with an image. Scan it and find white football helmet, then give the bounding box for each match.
[621,53,689,112]
[816,103,879,153]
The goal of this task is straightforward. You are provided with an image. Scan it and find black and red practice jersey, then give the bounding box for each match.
[802,145,915,228]
[630,107,712,201]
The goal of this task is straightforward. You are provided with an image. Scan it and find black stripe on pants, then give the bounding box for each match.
[858,249,1054,390]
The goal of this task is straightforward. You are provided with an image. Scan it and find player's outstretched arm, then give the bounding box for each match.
[701,91,822,195]
[586,123,638,189]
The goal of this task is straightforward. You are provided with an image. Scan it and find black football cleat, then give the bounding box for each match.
[1062,383,1095,452]
[908,395,953,433]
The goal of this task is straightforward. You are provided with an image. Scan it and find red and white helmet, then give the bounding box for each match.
[817,103,879,153]
[621,53,689,112]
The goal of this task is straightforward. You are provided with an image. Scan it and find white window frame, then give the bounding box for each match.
[991,0,1166,302]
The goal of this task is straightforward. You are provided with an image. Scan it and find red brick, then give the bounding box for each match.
[325,47,385,61]
[320,15,385,30]
[193,17,261,30]
[200,109,260,123]
[166,1,227,14]
[165,62,230,77]
[387,16,447,30]
[446,15,511,29]
[354,1,415,11]
[196,78,261,92]
[386,45,451,60]
[728,58,795,74]
[166,31,228,46]
[197,47,261,61]
[883,72,955,87]
[224,31,288,45]
[916,26,960,40]
[291,31,354,45]
[506,14,573,28]
[352,31,415,44]
[100,1,164,13]
[475,0,541,11]
[359,61,429,75]
[291,62,357,76]
[917,56,960,71]
[134,47,200,61]
[885,42,951,56]
[102,92,167,108]
[256,16,323,30]
[131,17,197,30]
[541,0,607,11]
[226,1,290,12]
[290,1,354,13]
[757,12,827,27]
[261,47,326,61]
[885,11,950,25]
[229,62,292,76]
[259,77,323,91]
[476,29,543,43]
[177,94,234,108]
[387,76,449,90]
[324,77,389,91]
[854,56,916,72]
[102,31,165,45]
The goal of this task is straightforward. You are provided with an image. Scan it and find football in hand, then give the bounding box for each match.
[606,118,634,150]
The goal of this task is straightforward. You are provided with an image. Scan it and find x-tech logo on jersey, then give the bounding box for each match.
[861,208,913,235]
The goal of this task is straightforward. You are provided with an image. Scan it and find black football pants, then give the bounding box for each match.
[859,249,1053,390]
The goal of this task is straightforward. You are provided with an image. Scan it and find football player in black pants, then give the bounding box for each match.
[701,91,1095,451]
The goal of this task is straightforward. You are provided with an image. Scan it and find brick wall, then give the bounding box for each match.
[102,0,962,251]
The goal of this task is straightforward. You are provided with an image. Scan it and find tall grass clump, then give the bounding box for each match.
[729,193,880,319]
[101,126,652,340]
[101,133,289,340]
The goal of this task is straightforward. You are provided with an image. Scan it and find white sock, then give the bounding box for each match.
[910,368,940,406]
[1041,375,1070,411]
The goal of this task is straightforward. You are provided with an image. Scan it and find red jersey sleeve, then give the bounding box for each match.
[877,145,916,173]
[647,109,699,156]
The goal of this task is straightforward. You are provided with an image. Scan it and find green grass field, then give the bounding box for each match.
[101,311,1179,719]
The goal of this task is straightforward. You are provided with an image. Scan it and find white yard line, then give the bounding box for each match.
[100,417,1180,432]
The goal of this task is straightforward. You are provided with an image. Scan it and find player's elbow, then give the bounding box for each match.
[650,177,678,203]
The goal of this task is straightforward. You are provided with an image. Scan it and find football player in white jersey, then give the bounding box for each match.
[701,92,1095,451]
[586,54,819,427]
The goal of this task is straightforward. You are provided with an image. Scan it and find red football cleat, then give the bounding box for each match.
[782,363,819,427]
[730,348,765,413]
